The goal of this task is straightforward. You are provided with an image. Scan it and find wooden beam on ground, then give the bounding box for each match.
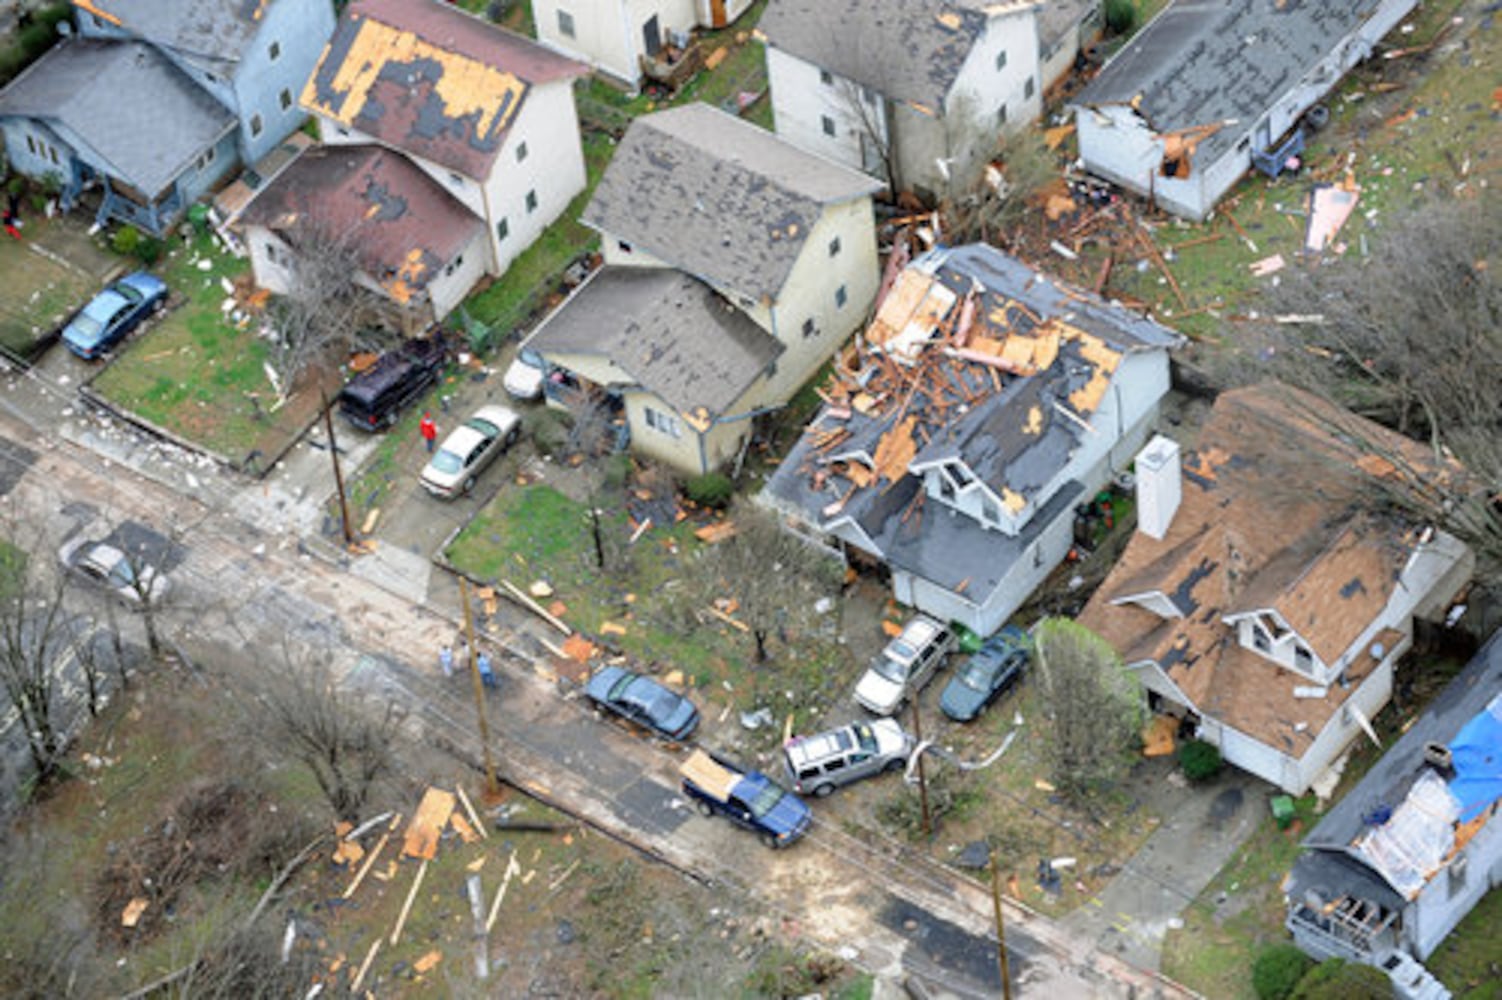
[499,579,572,636]
[389,858,429,947]
[343,832,391,899]
[456,784,488,840]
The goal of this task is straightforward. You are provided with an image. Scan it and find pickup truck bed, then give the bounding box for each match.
[680,749,812,849]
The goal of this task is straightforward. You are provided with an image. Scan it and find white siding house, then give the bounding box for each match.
[532,0,753,87]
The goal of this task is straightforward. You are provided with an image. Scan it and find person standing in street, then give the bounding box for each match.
[477,651,496,689]
[419,411,437,452]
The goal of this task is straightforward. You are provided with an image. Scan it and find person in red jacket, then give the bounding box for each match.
[419,411,437,452]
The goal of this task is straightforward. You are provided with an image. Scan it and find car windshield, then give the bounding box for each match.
[632,683,679,723]
[745,782,786,819]
[872,654,908,684]
[854,722,877,755]
[115,283,143,305]
[466,417,498,438]
[518,347,543,369]
[887,637,919,661]
[958,659,995,691]
[106,560,136,588]
[430,449,464,474]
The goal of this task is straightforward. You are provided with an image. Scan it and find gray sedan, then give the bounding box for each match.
[58,537,172,604]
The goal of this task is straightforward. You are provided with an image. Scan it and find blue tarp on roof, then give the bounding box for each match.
[1448,692,1502,823]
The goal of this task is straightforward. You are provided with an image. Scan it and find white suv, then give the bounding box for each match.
[854,614,955,715]
[783,718,913,797]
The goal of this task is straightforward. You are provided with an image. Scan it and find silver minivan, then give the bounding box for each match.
[782,718,913,797]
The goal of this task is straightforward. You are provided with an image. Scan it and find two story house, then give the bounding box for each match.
[1284,630,1502,999]
[758,0,1043,197]
[763,242,1181,636]
[523,102,882,475]
[0,0,334,235]
[1072,0,1418,221]
[533,0,755,88]
[1079,384,1473,796]
[301,0,589,282]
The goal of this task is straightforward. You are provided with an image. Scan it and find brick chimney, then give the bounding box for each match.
[1135,435,1181,540]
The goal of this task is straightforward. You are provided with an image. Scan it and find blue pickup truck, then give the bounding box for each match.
[680,749,812,849]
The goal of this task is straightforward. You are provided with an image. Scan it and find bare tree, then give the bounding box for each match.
[1033,617,1142,800]
[691,501,842,664]
[562,389,630,572]
[239,641,405,822]
[0,542,76,789]
[945,127,1060,247]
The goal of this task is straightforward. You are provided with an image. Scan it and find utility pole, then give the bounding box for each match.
[459,576,500,799]
[321,389,353,546]
[910,698,931,837]
[990,848,1013,1000]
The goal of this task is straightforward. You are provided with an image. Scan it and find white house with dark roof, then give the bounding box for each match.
[1284,630,1502,998]
[524,101,882,475]
[758,0,1043,197]
[302,0,589,279]
[1071,0,1418,221]
[763,242,1181,636]
[1079,384,1473,796]
[0,0,334,235]
[532,0,756,88]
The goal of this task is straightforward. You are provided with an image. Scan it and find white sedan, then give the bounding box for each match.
[58,537,172,604]
[502,346,546,401]
[420,404,522,498]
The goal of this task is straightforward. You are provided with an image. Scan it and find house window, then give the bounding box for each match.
[265,241,280,264]
[828,236,841,257]
[995,49,1007,72]
[981,497,999,523]
[92,14,105,28]
[801,318,816,338]
[449,171,464,187]
[496,218,509,242]
[644,406,681,438]
[444,254,465,277]
[525,189,538,213]
[268,40,281,61]
[250,113,263,137]
[618,240,633,254]
[557,9,575,37]
[996,103,1007,125]
[516,141,528,163]
[820,69,833,86]
[279,88,292,110]
[1449,853,1468,898]
[24,134,35,155]
[1252,624,1271,653]
[939,475,955,501]
[48,145,58,165]
[1294,644,1313,672]
[195,146,216,171]
[835,284,848,308]
[336,125,350,137]
[1024,76,1035,100]
[821,115,836,137]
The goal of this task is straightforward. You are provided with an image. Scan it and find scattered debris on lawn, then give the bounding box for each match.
[402,787,456,861]
[1304,176,1361,254]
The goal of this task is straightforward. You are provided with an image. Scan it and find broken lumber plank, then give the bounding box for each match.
[1135,228,1188,310]
[351,938,382,994]
[485,850,521,933]
[450,812,479,844]
[389,858,429,946]
[1218,207,1258,253]
[706,605,750,632]
[499,579,571,636]
[628,517,652,545]
[466,874,489,980]
[343,832,391,899]
[1094,252,1114,295]
[455,785,488,841]
[402,787,457,861]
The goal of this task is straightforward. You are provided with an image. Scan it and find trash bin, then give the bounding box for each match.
[187,202,211,235]
[1270,795,1296,830]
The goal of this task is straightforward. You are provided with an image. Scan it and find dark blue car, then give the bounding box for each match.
[61,271,168,359]
[939,625,1029,722]
[680,749,811,849]
[585,665,699,741]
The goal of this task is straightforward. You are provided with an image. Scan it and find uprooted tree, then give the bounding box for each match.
[1032,617,1143,800]
[1252,192,1502,581]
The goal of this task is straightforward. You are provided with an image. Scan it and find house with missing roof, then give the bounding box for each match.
[762,242,1180,637]
[532,0,756,88]
[523,102,882,476]
[0,0,335,235]
[758,0,1046,198]
[238,144,488,328]
[1283,632,1502,999]
[1078,384,1473,797]
[1071,0,1418,221]
[301,0,589,282]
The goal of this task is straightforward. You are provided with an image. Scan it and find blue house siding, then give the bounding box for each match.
[0,118,70,182]
[229,0,334,163]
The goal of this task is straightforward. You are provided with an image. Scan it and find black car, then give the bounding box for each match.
[338,335,446,430]
[939,625,1029,722]
[584,665,699,741]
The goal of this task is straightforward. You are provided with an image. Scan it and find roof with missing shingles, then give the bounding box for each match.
[302,0,585,180]
[74,0,272,64]
[584,103,881,303]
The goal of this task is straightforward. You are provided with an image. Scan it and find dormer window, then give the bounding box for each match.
[939,475,955,502]
[945,461,973,487]
[1252,623,1271,653]
[1294,644,1313,673]
[981,497,999,524]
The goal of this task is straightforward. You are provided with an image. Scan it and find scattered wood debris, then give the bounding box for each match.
[402,788,456,861]
[693,520,738,543]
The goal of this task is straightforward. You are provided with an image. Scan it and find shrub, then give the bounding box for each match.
[1291,958,1390,1000]
[1253,944,1314,1000]
[1105,0,1137,35]
[1178,739,1223,782]
[529,407,570,459]
[111,225,141,258]
[685,472,733,509]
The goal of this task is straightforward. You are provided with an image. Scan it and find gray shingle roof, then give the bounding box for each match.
[1036,0,1096,52]
[583,103,881,304]
[1076,0,1410,166]
[758,0,995,112]
[0,39,236,196]
[82,0,269,64]
[525,267,784,420]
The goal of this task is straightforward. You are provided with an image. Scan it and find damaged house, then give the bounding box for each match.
[762,242,1180,637]
[1078,384,1473,796]
[1284,631,1502,999]
[0,0,335,235]
[523,102,882,476]
[532,0,756,89]
[300,0,588,282]
[1071,0,1418,221]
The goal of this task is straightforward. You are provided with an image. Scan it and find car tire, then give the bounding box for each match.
[759,832,779,850]
[694,799,714,817]
[462,475,475,494]
[813,783,835,798]
[506,426,520,447]
[885,758,906,773]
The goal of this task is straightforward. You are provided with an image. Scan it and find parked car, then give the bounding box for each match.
[782,718,912,797]
[680,748,811,849]
[940,625,1029,722]
[61,271,168,360]
[420,404,522,498]
[854,614,955,715]
[338,336,446,430]
[584,665,699,741]
[502,346,546,401]
[57,536,171,604]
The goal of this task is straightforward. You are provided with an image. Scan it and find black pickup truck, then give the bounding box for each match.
[680,749,812,849]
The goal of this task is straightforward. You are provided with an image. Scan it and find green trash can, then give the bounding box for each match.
[1270,795,1296,830]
